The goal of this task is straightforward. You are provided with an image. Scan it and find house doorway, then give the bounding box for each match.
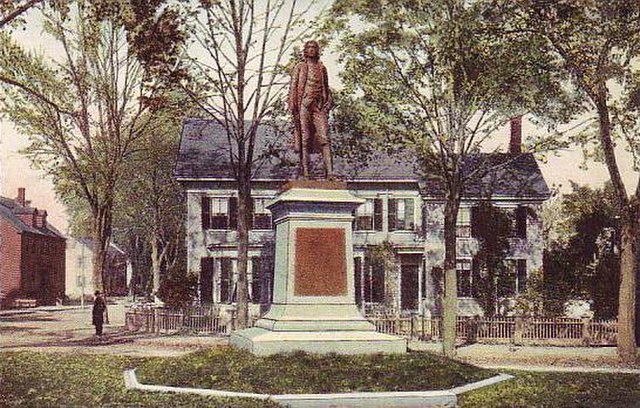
[400,254,421,311]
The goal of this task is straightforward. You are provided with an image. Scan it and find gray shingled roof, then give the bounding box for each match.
[0,196,65,238]
[175,118,550,199]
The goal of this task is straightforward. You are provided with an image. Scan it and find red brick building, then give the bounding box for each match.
[0,188,66,308]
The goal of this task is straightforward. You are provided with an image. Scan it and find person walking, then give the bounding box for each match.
[92,291,107,336]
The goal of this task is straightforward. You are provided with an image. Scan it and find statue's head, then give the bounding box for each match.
[303,40,320,59]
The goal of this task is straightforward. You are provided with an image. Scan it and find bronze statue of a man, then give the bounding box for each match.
[288,40,334,179]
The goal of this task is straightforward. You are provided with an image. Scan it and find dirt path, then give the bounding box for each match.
[0,301,226,358]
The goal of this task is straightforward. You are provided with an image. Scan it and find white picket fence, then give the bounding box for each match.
[126,305,618,346]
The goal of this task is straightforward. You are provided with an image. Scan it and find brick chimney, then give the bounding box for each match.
[509,116,522,154]
[16,188,26,207]
[33,209,47,228]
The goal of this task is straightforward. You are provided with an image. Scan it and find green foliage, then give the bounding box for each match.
[111,92,192,295]
[158,267,198,309]
[472,202,513,316]
[460,370,640,408]
[0,351,279,407]
[512,268,546,318]
[323,0,561,169]
[543,183,621,318]
[137,346,494,394]
[322,0,565,355]
[365,241,400,312]
[0,0,187,291]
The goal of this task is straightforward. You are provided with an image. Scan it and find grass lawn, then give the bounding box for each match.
[0,351,279,407]
[136,346,494,394]
[2,349,639,407]
[461,370,640,408]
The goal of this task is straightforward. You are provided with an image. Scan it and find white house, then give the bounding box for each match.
[174,118,550,317]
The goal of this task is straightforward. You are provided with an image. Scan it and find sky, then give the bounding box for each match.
[1,3,638,235]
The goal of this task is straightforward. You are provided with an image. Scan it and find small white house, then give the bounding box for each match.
[65,237,131,300]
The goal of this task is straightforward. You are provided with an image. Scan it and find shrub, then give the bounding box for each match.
[157,267,198,309]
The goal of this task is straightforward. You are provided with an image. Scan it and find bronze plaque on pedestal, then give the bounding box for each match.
[294,228,347,296]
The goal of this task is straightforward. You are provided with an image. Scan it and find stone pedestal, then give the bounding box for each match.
[230,181,406,355]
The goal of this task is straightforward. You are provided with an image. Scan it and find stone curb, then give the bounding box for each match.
[480,364,640,374]
[123,369,513,408]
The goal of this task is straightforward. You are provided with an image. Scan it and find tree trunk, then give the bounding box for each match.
[618,202,639,362]
[442,197,459,357]
[235,171,251,329]
[594,98,637,361]
[91,231,106,293]
[151,232,161,302]
[91,205,112,294]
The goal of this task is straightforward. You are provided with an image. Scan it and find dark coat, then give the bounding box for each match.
[92,296,107,326]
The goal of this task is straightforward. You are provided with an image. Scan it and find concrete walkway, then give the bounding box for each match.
[409,341,640,371]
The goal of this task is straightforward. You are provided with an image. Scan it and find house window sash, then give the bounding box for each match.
[252,198,272,230]
[388,198,415,232]
[355,199,375,231]
[202,197,238,230]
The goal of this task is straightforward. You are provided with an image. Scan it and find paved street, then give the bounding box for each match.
[1,302,639,371]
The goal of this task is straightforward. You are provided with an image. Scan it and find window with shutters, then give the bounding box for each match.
[354,198,382,231]
[252,198,272,230]
[388,198,415,231]
[456,207,472,238]
[201,196,237,230]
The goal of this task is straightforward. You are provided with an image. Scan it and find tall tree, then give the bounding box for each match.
[177,0,320,328]
[0,0,185,292]
[324,0,556,356]
[544,183,621,319]
[113,97,189,300]
[493,0,640,362]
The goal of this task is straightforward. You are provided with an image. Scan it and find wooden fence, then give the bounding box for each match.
[126,306,618,346]
[125,305,235,335]
[369,315,618,346]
